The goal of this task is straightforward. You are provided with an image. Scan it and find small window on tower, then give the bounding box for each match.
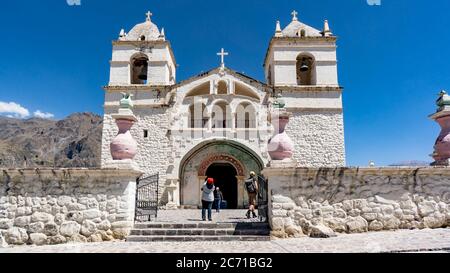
[140,35,146,41]
[143,130,149,138]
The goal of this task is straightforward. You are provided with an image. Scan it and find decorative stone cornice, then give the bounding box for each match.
[1,168,143,179]
[273,86,343,92]
[112,40,177,65]
[103,85,173,92]
[112,40,169,46]
[270,36,338,43]
[429,110,450,120]
[104,101,169,108]
[284,107,343,112]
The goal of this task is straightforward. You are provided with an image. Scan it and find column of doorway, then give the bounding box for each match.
[236,176,246,209]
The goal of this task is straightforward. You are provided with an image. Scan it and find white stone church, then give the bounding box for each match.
[101,10,345,209]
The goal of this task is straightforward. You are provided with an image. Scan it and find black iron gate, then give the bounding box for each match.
[135,173,159,222]
[257,175,268,222]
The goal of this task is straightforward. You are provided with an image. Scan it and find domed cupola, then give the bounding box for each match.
[119,11,164,41]
[281,10,323,38]
[108,10,176,86]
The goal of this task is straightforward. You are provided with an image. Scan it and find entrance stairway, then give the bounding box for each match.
[127,222,271,242]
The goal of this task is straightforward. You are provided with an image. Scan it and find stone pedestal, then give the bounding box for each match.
[103,159,142,172]
[165,178,179,210]
[267,158,298,168]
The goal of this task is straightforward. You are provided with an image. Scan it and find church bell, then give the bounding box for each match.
[134,59,148,81]
[138,66,148,81]
[300,59,309,72]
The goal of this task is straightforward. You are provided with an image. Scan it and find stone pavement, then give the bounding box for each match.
[1,228,450,253]
[150,209,263,223]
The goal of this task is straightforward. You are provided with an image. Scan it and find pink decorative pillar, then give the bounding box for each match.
[110,118,138,160]
[267,94,296,167]
[431,91,450,166]
[104,93,141,171]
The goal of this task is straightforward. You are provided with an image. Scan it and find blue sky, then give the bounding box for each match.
[0,0,449,166]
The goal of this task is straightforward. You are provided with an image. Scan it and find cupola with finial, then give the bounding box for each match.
[107,10,176,86]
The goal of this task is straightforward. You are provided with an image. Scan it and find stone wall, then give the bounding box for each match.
[262,167,450,238]
[0,168,141,246]
[102,107,170,204]
[286,110,345,167]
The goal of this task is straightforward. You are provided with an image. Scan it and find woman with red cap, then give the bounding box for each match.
[201,177,215,221]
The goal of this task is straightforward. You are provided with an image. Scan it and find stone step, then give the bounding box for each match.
[126,235,271,242]
[130,228,270,236]
[133,222,270,230]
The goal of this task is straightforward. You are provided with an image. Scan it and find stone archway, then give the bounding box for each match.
[179,140,263,208]
[198,154,245,177]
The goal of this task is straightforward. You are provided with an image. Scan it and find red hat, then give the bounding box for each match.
[207,178,214,184]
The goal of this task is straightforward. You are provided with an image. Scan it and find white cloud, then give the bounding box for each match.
[0,101,30,118]
[33,110,55,119]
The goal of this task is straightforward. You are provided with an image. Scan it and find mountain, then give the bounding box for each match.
[0,113,103,168]
[388,160,431,167]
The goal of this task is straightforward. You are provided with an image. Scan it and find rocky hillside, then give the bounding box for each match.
[389,160,431,167]
[0,113,102,168]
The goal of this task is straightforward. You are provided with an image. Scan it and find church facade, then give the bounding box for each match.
[101,11,345,209]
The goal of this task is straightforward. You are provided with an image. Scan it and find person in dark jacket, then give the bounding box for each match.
[201,177,215,221]
[214,187,224,213]
[245,171,259,218]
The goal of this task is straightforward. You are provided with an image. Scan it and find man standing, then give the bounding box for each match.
[244,171,259,218]
[214,187,223,213]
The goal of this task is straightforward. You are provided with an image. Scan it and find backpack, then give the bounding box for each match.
[245,179,257,193]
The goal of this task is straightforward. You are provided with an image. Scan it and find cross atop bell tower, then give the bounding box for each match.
[146,11,152,21]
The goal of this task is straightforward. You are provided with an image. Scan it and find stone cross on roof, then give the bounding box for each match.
[217,48,229,68]
[291,10,298,21]
[146,11,153,21]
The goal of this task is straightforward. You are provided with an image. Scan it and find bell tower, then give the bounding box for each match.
[108,11,176,86]
[264,11,337,87]
[101,11,176,170]
[263,11,345,167]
